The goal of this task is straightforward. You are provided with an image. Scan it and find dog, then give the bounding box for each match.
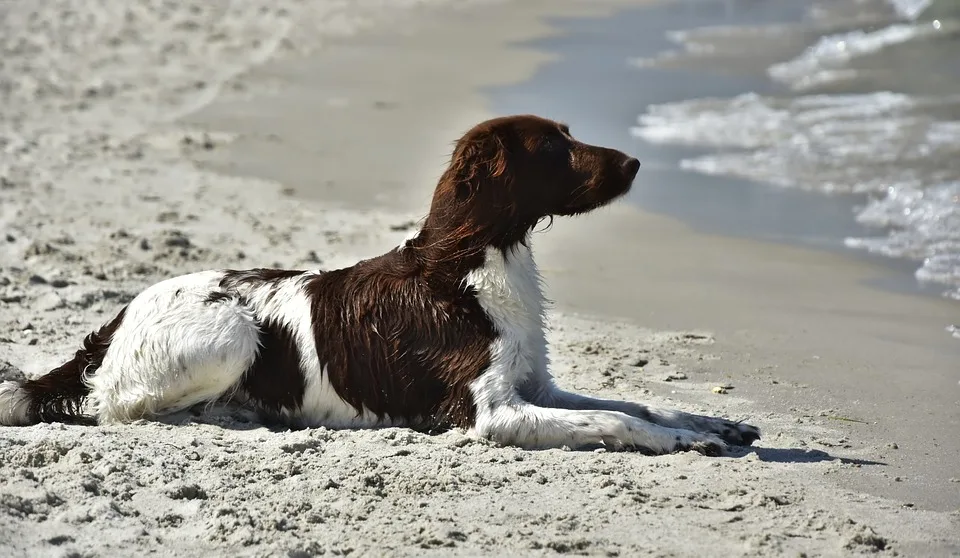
[0,114,759,455]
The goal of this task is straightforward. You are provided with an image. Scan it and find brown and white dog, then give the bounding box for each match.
[0,115,759,455]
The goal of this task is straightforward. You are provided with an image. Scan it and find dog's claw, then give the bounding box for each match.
[736,427,762,446]
[672,431,728,457]
[685,415,761,447]
[688,440,725,457]
[716,422,761,446]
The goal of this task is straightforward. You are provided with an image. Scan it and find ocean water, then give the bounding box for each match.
[630,0,960,318]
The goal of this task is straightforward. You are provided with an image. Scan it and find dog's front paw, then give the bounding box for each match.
[662,412,761,447]
[673,431,727,457]
[707,418,761,447]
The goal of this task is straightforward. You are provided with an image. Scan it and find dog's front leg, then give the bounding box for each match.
[471,393,727,455]
[529,383,761,447]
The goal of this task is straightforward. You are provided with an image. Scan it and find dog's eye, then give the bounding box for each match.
[541,136,566,154]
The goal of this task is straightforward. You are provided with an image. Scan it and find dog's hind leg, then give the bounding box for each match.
[85,274,262,423]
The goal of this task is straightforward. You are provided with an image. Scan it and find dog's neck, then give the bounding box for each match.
[400,219,542,302]
[404,214,531,274]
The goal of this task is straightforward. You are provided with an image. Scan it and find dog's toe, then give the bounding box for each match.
[650,410,763,448]
[688,439,725,457]
[736,424,762,446]
[675,432,727,457]
[714,421,761,446]
[699,418,761,447]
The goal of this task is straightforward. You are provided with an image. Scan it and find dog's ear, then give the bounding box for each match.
[444,133,509,201]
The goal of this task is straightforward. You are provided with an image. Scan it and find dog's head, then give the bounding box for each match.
[429,114,639,248]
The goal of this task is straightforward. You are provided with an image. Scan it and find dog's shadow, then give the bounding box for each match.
[155,407,286,432]
[727,445,886,466]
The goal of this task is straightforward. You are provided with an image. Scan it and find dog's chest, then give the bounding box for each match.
[465,243,548,379]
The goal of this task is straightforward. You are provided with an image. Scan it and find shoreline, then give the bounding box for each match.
[487,0,958,305]
[1,0,959,556]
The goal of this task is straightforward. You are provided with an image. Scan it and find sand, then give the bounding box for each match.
[1,0,958,556]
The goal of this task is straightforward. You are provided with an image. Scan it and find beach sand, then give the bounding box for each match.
[1,0,958,556]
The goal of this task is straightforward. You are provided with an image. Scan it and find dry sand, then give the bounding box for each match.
[1,0,958,556]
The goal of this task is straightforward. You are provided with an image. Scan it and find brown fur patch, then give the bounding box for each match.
[303,249,495,430]
[240,316,306,420]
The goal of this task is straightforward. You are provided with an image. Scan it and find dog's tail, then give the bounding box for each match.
[0,307,127,426]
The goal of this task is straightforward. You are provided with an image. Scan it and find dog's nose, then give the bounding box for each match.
[622,157,641,178]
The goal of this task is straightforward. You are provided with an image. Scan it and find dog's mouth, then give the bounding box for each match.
[559,178,633,216]
[598,157,639,202]
[554,154,640,216]
[599,159,640,203]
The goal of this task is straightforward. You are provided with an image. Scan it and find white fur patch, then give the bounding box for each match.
[87,271,260,422]
[465,241,548,393]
